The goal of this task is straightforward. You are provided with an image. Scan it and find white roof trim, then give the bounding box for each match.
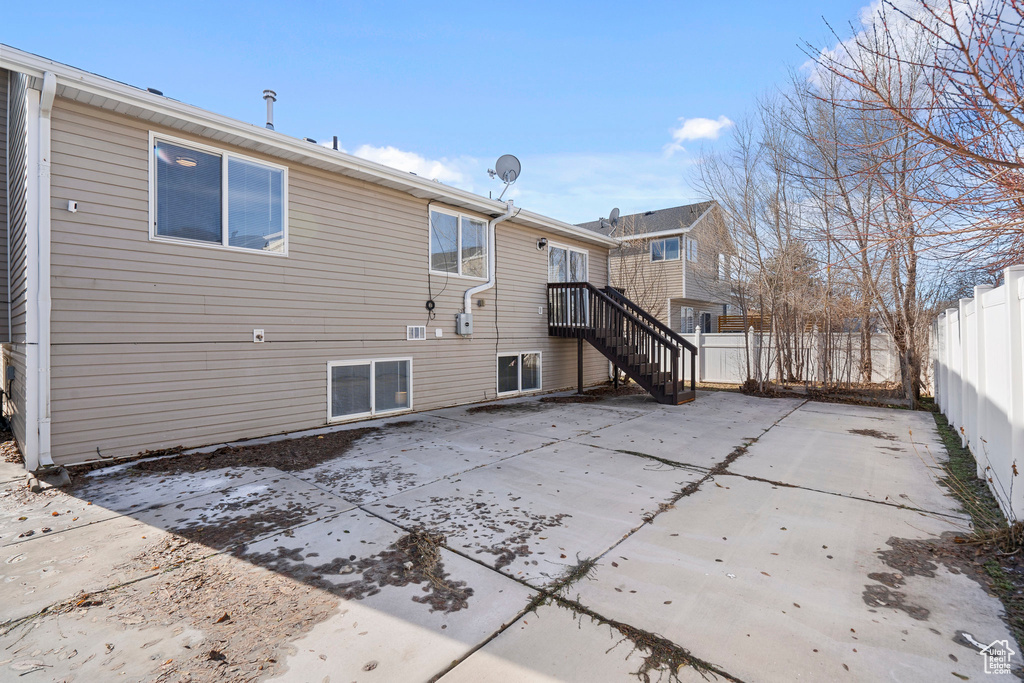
[0,45,618,249]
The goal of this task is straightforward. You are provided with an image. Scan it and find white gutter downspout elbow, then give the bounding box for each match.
[463,200,514,313]
[33,72,56,470]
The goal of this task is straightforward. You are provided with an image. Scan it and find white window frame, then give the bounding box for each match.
[148,131,289,256]
[650,236,681,263]
[326,357,413,422]
[406,325,427,341]
[546,242,589,282]
[686,237,699,262]
[496,351,543,396]
[428,206,488,281]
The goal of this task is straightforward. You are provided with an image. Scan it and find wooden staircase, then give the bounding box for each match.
[547,283,697,405]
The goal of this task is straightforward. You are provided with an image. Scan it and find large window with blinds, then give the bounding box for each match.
[150,134,287,254]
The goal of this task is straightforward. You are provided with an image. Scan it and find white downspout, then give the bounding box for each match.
[463,200,514,313]
[27,72,55,471]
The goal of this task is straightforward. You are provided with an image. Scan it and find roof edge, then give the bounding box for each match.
[0,45,618,249]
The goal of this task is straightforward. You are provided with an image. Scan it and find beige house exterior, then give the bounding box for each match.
[577,202,736,334]
[0,47,619,471]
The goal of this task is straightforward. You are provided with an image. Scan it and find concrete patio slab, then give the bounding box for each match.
[0,514,174,620]
[291,426,554,506]
[573,394,804,469]
[1,485,119,547]
[368,441,703,586]
[428,401,650,440]
[729,424,964,517]
[0,461,25,485]
[131,472,354,551]
[232,508,535,682]
[440,603,710,683]
[73,466,274,514]
[569,474,1008,683]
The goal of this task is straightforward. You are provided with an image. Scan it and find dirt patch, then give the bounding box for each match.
[862,583,931,620]
[541,384,647,404]
[237,530,474,614]
[65,421,421,480]
[849,428,899,441]
[540,394,603,404]
[0,429,21,464]
[380,492,571,575]
[109,536,339,682]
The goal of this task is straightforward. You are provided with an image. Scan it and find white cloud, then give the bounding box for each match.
[664,116,734,156]
[351,145,471,185]
[315,141,706,224]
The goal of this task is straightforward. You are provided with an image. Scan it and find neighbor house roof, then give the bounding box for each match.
[0,45,618,249]
[576,201,716,240]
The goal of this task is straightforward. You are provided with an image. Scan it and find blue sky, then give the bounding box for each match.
[4,0,868,223]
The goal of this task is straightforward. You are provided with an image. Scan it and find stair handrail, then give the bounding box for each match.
[548,283,679,350]
[602,286,698,354]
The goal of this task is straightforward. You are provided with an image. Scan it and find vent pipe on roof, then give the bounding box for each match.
[262,89,277,130]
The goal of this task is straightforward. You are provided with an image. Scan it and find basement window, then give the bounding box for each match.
[328,359,412,420]
[650,237,680,262]
[497,352,542,395]
[429,208,488,279]
[151,133,288,254]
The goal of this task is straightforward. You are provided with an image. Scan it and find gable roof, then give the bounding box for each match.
[576,201,716,239]
[0,44,618,249]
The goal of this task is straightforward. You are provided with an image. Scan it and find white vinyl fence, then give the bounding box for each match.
[932,266,1024,520]
[678,330,899,385]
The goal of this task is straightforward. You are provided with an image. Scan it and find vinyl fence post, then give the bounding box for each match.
[974,285,994,479]
[1005,267,1024,517]
[694,327,702,385]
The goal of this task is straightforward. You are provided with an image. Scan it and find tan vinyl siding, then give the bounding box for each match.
[47,99,609,465]
[0,69,8,343]
[7,70,27,345]
[5,70,29,452]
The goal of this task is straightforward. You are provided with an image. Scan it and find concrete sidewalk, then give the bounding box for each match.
[0,391,1013,682]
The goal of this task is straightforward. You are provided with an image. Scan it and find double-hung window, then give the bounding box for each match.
[650,237,680,262]
[328,359,412,421]
[151,134,287,254]
[497,352,542,395]
[429,208,487,279]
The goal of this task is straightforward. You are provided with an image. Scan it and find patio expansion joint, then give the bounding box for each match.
[719,471,966,520]
[433,402,811,683]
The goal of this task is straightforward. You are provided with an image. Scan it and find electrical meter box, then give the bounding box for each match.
[456,312,473,336]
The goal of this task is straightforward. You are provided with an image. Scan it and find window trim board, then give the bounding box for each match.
[427,205,489,281]
[148,131,290,257]
[496,351,543,396]
[326,357,414,423]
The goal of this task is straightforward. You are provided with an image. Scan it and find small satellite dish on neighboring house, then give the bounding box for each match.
[600,207,621,232]
[488,154,521,200]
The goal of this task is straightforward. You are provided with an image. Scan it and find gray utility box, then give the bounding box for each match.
[456,312,473,336]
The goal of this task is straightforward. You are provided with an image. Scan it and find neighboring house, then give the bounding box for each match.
[0,46,640,472]
[577,202,736,334]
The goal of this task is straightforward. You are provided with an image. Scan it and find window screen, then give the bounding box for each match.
[228,158,284,252]
[521,353,541,391]
[155,141,222,244]
[375,360,410,412]
[498,355,520,394]
[331,364,372,417]
[461,218,487,278]
[430,211,458,273]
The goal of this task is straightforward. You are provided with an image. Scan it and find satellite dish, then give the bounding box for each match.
[488,154,522,200]
[600,208,621,231]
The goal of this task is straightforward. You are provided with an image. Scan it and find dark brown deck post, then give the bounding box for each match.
[577,337,584,394]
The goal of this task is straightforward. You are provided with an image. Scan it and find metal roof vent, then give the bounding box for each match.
[262,89,277,130]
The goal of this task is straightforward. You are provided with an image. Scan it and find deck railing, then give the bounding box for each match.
[547,283,693,403]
